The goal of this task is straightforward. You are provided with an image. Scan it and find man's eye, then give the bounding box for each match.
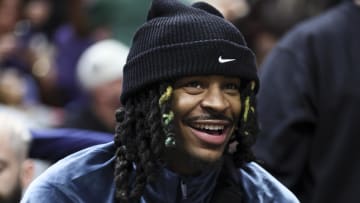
[183,81,204,94]
[185,81,202,89]
[224,83,240,94]
[224,83,239,90]
[0,162,6,173]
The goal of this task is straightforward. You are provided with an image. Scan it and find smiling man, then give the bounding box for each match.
[21,0,299,202]
[166,75,242,174]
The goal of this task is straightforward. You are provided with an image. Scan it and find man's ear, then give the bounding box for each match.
[20,159,35,190]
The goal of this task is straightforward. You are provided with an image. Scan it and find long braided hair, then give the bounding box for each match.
[113,80,259,202]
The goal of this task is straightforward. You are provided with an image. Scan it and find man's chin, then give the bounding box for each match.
[0,183,22,203]
[187,153,223,173]
[191,147,225,164]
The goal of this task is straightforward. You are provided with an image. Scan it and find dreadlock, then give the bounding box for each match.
[113,80,259,202]
[232,80,259,166]
[114,83,170,202]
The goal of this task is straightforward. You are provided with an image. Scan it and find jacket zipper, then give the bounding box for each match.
[180,179,187,200]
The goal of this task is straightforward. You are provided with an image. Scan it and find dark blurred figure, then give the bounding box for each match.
[0,0,29,74]
[0,6,43,110]
[233,0,341,66]
[51,0,99,107]
[20,0,66,40]
[52,0,118,108]
[61,39,128,133]
[15,0,59,107]
[0,0,64,128]
[0,0,63,108]
[0,0,20,35]
[254,0,360,202]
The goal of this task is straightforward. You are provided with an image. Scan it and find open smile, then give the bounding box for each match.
[186,120,232,145]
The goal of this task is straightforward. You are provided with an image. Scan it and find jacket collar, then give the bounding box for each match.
[141,160,223,203]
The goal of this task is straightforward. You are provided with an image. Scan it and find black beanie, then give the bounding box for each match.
[121,0,258,103]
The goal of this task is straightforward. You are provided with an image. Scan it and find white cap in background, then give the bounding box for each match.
[76,39,129,90]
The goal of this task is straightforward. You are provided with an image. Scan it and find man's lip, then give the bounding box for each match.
[184,115,233,123]
[188,125,229,145]
[185,118,232,129]
[184,119,233,145]
[183,115,234,145]
[188,120,230,125]
[184,119,232,129]
[184,116,233,126]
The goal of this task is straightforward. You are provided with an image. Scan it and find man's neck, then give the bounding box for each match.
[162,149,223,176]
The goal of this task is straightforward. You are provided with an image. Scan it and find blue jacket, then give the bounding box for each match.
[29,128,113,163]
[22,142,299,203]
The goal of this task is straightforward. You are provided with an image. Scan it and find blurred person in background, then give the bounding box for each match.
[240,0,341,66]
[52,0,190,109]
[0,0,30,74]
[254,0,360,202]
[15,0,59,107]
[0,0,54,80]
[0,69,28,106]
[61,39,128,133]
[0,68,63,128]
[0,112,34,203]
[0,110,113,203]
[194,0,250,22]
[0,0,62,119]
[52,0,128,108]
[0,69,58,128]
[0,0,20,36]
[51,0,103,107]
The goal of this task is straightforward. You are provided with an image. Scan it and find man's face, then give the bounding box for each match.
[91,79,123,131]
[169,75,241,173]
[0,135,23,203]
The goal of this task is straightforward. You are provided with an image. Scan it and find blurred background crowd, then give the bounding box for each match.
[2,0,354,202]
[0,0,151,129]
[0,0,341,130]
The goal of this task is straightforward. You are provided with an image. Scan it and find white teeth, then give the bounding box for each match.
[194,124,224,131]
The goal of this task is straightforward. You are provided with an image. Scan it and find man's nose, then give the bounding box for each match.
[200,87,229,112]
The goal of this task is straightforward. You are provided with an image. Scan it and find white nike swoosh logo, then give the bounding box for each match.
[218,56,236,63]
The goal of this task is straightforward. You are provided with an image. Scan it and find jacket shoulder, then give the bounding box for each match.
[21,142,116,203]
[240,162,300,203]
